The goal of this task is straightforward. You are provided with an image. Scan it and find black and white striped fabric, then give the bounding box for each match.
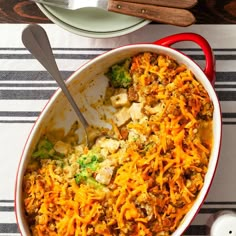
[1,24,236,235]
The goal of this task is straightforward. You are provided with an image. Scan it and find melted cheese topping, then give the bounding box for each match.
[23,52,213,236]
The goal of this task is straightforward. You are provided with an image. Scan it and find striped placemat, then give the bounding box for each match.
[1,24,236,235]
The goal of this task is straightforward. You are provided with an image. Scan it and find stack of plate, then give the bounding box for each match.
[37,3,150,38]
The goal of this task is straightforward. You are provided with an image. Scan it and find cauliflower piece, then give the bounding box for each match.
[95,160,115,185]
[144,103,164,115]
[53,141,70,155]
[63,162,80,179]
[96,137,120,154]
[95,166,114,185]
[114,106,131,127]
[129,102,146,121]
[128,129,147,143]
[110,91,130,108]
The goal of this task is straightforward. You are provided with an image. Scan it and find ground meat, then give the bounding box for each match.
[128,86,139,102]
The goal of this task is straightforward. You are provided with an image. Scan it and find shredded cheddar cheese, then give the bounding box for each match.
[23,52,213,235]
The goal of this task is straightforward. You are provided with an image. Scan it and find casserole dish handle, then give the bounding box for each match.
[153,33,215,85]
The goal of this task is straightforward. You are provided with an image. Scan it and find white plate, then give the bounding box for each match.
[37,3,150,38]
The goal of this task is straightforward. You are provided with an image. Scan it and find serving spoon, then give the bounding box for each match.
[22,24,93,147]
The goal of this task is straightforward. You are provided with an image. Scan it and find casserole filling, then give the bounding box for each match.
[23,52,213,235]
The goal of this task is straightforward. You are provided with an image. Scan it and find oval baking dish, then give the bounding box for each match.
[15,33,222,236]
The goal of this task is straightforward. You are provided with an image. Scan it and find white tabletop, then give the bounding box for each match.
[1,24,236,235]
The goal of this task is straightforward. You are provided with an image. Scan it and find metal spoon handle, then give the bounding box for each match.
[22,24,89,130]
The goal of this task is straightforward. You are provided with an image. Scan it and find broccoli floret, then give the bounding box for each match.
[32,138,54,159]
[75,169,90,184]
[75,151,103,187]
[77,154,98,171]
[75,172,103,188]
[32,137,64,160]
[106,58,132,88]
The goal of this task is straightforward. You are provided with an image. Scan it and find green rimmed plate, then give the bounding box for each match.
[37,3,150,38]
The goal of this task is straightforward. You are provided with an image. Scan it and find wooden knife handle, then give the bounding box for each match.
[118,0,198,9]
[107,1,196,27]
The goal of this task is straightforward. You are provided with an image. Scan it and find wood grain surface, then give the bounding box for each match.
[0,0,236,23]
[0,0,50,23]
